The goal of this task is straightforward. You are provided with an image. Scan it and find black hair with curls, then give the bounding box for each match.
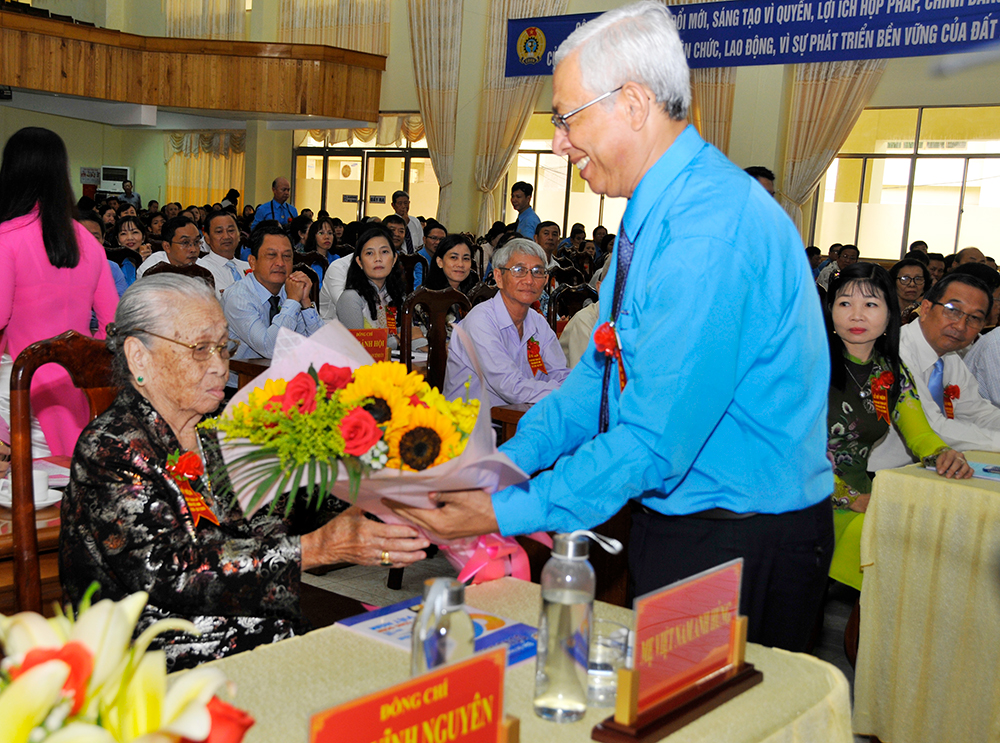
[344,227,407,319]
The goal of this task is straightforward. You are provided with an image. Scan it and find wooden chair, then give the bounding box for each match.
[549,265,586,287]
[547,283,599,331]
[468,282,498,307]
[399,287,472,391]
[396,253,429,295]
[143,261,217,290]
[9,331,116,614]
[294,251,330,285]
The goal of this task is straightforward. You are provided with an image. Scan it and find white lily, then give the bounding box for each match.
[0,660,70,743]
[0,610,66,658]
[71,593,149,693]
[44,722,118,743]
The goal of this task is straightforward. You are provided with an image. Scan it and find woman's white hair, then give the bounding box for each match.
[492,238,548,269]
[554,1,690,121]
[106,274,219,384]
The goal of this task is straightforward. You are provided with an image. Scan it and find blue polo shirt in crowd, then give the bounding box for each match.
[250,200,298,231]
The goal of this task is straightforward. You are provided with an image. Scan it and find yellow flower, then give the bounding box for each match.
[340,362,426,432]
[386,405,462,471]
[234,378,288,423]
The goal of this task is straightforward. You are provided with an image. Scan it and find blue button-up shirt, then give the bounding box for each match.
[250,200,298,231]
[492,126,832,535]
[223,272,324,359]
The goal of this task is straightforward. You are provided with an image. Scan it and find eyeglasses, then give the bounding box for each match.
[499,265,548,280]
[139,330,241,361]
[551,86,624,132]
[897,276,925,286]
[171,239,200,249]
[930,301,986,330]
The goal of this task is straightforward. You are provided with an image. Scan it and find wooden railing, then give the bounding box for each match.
[0,10,384,121]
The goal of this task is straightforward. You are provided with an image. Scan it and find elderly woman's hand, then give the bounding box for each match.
[935,448,973,479]
[300,505,430,571]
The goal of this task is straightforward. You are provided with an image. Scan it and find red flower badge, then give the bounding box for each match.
[870,371,895,424]
[166,450,219,528]
[593,321,628,391]
[944,384,960,419]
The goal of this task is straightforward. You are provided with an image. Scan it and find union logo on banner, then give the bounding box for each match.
[517,26,546,65]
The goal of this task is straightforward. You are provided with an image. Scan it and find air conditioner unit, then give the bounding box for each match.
[99,166,131,193]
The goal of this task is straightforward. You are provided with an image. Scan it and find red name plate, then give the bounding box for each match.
[310,648,506,743]
[351,328,390,362]
[633,558,742,712]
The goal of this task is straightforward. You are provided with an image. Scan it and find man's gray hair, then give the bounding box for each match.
[493,238,548,270]
[554,1,690,121]
[105,274,219,384]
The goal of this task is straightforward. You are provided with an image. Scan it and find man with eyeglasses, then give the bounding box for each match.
[136,216,202,277]
[390,1,832,653]
[443,238,569,408]
[871,272,1000,470]
[414,221,446,288]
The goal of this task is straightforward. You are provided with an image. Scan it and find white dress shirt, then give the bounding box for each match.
[869,320,1000,470]
[197,251,249,296]
[964,330,1000,408]
[318,254,353,321]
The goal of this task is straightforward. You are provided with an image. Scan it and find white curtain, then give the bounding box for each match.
[474,0,568,235]
[407,0,463,225]
[163,0,245,40]
[277,0,389,55]
[779,59,887,230]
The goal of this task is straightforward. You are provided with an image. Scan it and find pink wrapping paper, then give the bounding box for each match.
[216,323,536,578]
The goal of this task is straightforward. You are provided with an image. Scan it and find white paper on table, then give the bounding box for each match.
[216,321,528,526]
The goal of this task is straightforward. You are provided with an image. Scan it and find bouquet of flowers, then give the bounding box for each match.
[0,587,253,743]
[205,323,542,582]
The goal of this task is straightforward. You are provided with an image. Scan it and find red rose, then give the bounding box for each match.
[181,697,255,743]
[593,322,618,357]
[340,407,382,456]
[168,451,204,480]
[11,641,93,715]
[317,364,353,395]
[281,372,318,414]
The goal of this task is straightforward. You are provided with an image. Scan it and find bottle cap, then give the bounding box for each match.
[552,533,590,559]
[422,577,465,611]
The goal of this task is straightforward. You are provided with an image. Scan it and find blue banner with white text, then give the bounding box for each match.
[506,1,1000,76]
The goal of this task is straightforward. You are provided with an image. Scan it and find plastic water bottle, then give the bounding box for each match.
[411,578,475,677]
[533,532,597,722]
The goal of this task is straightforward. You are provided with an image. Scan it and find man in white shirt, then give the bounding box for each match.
[870,272,1000,469]
[136,216,201,277]
[816,244,859,291]
[966,329,1000,407]
[197,210,249,296]
[391,190,422,254]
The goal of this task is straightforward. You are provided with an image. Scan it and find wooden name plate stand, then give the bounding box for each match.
[593,560,761,743]
[592,617,761,743]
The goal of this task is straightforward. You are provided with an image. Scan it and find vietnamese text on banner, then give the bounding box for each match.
[506,0,1000,76]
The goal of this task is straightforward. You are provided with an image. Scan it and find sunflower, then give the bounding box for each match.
[340,363,424,432]
[420,386,479,438]
[386,405,462,471]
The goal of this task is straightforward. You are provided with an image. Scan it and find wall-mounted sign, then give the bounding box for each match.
[343,194,359,203]
[507,1,1000,75]
[370,195,387,205]
[80,167,101,185]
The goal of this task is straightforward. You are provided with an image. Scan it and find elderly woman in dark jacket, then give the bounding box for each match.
[59,274,429,671]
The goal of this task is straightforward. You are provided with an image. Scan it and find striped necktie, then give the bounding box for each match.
[599,225,635,433]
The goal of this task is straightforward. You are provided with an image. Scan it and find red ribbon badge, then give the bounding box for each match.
[526,336,547,375]
[594,321,627,391]
[944,384,960,419]
[871,371,895,425]
[166,451,220,528]
[385,305,397,335]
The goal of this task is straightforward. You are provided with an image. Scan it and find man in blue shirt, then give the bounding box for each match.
[510,181,539,239]
[224,222,323,360]
[250,177,298,231]
[391,1,833,652]
[413,221,446,288]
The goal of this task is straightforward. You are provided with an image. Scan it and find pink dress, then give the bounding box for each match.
[0,208,119,456]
